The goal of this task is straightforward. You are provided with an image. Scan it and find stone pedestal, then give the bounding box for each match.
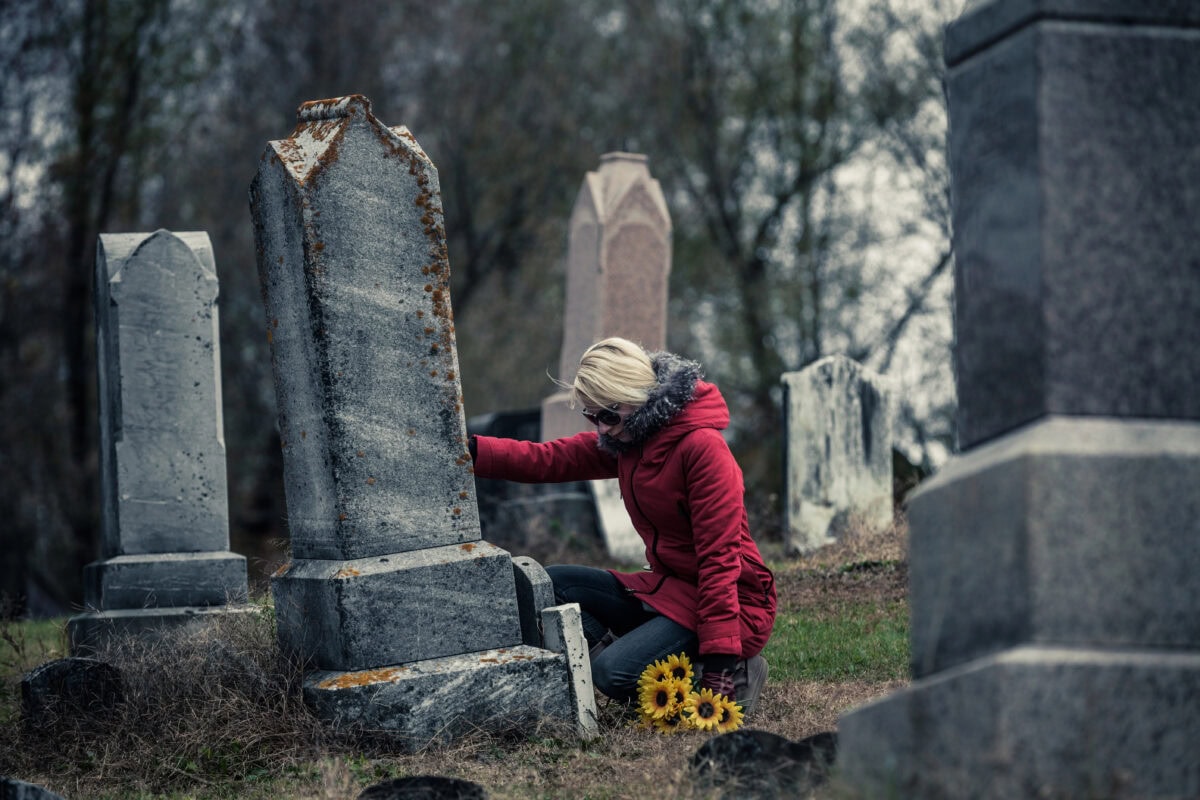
[838,3,1200,797]
[781,356,893,553]
[250,95,594,746]
[69,230,249,652]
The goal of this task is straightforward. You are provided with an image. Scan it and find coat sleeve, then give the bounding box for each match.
[473,432,618,483]
[681,428,746,657]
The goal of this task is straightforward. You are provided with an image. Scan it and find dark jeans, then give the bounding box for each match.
[546,564,698,703]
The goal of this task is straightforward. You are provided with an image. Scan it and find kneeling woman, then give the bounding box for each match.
[469,337,776,713]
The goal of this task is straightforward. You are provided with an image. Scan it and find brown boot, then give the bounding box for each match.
[734,655,769,716]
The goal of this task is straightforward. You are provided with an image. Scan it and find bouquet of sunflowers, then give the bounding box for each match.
[636,653,743,734]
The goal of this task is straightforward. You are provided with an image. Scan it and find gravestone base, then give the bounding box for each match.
[272,541,523,671]
[67,604,260,654]
[837,645,1200,799]
[83,551,249,609]
[304,644,584,751]
[905,417,1200,678]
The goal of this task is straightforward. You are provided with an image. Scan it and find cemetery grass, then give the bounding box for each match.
[0,520,909,800]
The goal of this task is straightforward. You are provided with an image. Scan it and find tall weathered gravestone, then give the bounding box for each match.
[781,356,893,553]
[838,3,1200,797]
[250,95,595,747]
[68,231,249,651]
[540,153,672,562]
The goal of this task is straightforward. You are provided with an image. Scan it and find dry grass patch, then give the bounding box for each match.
[1,518,910,799]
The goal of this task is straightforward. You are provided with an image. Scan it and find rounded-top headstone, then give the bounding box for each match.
[20,657,123,731]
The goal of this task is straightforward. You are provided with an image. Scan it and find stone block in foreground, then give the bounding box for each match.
[838,646,1200,798]
[303,646,577,749]
[907,416,1200,679]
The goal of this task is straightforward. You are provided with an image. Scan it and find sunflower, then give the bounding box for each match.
[640,676,687,720]
[664,652,694,684]
[651,712,685,734]
[683,687,722,732]
[713,695,744,733]
[638,658,674,690]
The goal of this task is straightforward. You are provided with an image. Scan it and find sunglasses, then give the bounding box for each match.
[581,404,622,427]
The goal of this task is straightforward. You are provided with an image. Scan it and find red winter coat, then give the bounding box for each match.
[473,380,776,658]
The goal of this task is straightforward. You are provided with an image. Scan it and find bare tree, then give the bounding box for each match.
[595,0,957,494]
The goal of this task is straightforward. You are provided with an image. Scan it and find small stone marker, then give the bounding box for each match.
[20,657,123,732]
[0,778,67,800]
[250,95,594,748]
[837,3,1200,797]
[781,355,893,553]
[540,153,672,562]
[357,776,488,800]
[689,730,838,798]
[68,230,249,652]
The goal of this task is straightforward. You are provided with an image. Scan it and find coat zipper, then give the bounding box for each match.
[626,453,671,596]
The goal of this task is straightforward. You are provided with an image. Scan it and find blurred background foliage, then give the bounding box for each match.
[0,0,961,614]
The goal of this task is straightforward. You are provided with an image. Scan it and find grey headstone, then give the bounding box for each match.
[781,356,893,553]
[68,230,249,652]
[252,95,589,747]
[93,230,231,555]
[945,5,1200,450]
[837,4,1200,797]
[251,95,479,562]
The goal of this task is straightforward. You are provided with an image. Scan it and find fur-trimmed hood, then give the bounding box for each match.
[598,351,727,457]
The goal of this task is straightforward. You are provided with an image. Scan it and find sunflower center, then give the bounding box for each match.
[655,690,669,707]
[698,701,716,718]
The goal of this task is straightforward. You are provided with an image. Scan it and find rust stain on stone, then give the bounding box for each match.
[460,543,476,553]
[272,562,291,577]
[316,665,409,690]
[333,567,361,578]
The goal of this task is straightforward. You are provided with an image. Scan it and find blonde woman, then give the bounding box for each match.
[469,337,775,714]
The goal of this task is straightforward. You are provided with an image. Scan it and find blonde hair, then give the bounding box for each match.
[564,337,657,409]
